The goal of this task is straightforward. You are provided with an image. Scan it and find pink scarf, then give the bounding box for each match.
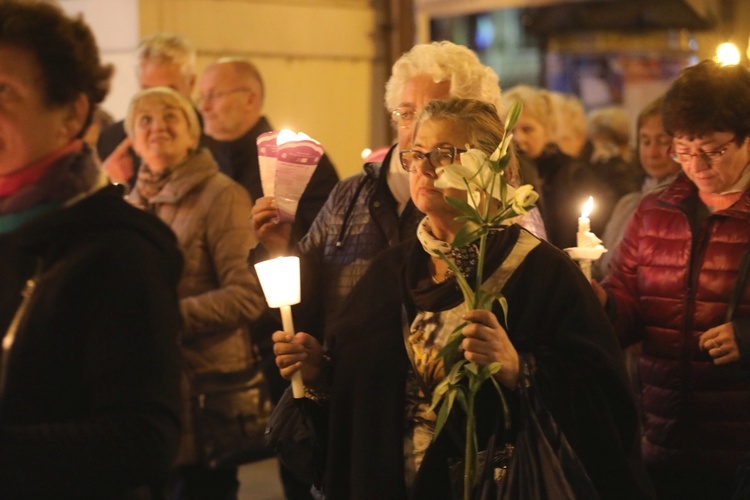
[0,141,83,197]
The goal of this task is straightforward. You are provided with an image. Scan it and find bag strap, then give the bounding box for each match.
[726,243,750,323]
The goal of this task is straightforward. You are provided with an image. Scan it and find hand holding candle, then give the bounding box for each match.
[254,256,305,398]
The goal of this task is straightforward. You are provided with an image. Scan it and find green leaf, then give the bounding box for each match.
[433,388,456,440]
[497,153,512,173]
[438,323,466,365]
[474,289,495,311]
[451,226,484,249]
[497,295,509,326]
[437,251,475,305]
[505,101,523,132]
[454,214,482,224]
[444,195,480,219]
[429,377,451,410]
[482,362,502,379]
[455,387,469,412]
[447,358,468,383]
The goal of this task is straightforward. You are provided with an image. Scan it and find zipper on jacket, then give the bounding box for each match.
[680,209,712,430]
[0,269,40,401]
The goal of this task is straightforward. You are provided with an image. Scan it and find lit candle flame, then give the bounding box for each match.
[361,148,372,160]
[581,196,594,218]
[716,42,740,66]
[277,128,313,145]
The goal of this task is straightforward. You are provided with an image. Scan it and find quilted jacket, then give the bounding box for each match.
[603,172,750,475]
[295,145,423,337]
[129,148,266,464]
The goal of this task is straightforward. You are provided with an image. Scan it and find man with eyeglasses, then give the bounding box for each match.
[595,60,750,499]
[97,33,215,188]
[199,58,339,244]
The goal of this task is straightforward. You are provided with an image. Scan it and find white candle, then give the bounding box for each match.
[577,196,595,248]
[280,305,305,399]
[254,257,305,398]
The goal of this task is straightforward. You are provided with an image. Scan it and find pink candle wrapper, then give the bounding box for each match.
[257,131,279,197]
[274,140,324,222]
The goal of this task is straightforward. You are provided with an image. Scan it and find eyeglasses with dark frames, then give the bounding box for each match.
[670,136,736,166]
[399,147,467,173]
[391,108,417,128]
[197,87,252,107]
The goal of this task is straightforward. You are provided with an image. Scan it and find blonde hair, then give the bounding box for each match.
[384,41,503,117]
[503,85,556,137]
[551,92,586,144]
[124,87,201,148]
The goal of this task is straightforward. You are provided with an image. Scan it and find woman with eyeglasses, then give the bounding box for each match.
[597,95,682,277]
[594,60,750,499]
[272,98,652,499]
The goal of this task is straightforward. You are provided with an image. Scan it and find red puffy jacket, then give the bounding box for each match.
[604,173,750,475]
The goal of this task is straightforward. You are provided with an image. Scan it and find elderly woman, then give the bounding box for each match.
[598,60,750,500]
[273,98,651,499]
[504,85,602,250]
[0,1,183,497]
[125,87,265,498]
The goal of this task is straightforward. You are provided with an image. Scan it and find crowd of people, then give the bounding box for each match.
[1,1,749,499]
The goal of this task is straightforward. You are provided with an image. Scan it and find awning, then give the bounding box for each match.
[416,0,590,18]
[416,0,711,32]
[521,0,712,34]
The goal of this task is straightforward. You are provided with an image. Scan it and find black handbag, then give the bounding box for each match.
[264,385,323,485]
[191,366,275,469]
[463,360,599,500]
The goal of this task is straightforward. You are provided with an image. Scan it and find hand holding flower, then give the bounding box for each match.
[461,309,519,389]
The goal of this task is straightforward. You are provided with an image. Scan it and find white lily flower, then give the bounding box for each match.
[436,152,506,205]
[510,184,539,215]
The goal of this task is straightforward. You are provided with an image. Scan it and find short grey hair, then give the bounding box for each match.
[384,41,503,117]
[136,33,196,79]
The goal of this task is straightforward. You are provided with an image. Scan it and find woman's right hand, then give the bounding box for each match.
[101,137,134,184]
[272,330,324,386]
[251,196,292,257]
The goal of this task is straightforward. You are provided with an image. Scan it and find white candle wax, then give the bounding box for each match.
[577,216,591,247]
[254,257,304,398]
[281,305,305,399]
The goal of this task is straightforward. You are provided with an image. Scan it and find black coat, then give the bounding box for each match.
[319,225,652,499]
[0,181,183,498]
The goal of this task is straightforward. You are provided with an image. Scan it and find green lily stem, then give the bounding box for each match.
[474,232,487,306]
[464,391,476,500]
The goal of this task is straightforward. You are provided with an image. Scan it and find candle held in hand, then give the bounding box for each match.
[254,256,305,398]
[577,196,601,248]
